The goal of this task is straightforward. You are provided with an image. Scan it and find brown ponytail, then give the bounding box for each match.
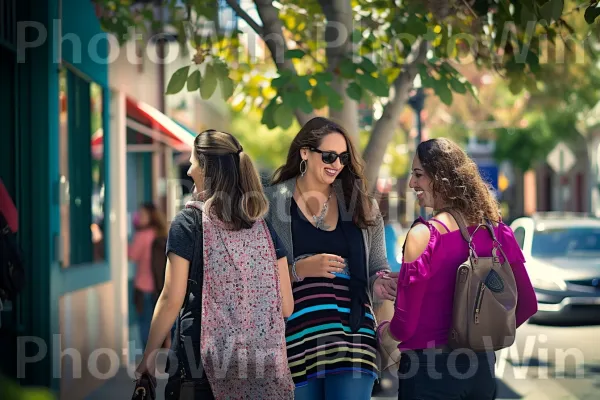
[193,130,268,230]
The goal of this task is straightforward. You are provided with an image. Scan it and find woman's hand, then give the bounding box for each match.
[295,254,346,279]
[135,356,155,379]
[373,272,399,301]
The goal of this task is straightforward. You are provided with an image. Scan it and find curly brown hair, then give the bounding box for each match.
[416,138,500,225]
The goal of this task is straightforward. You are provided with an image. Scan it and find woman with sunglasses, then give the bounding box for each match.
[265,117,398,400]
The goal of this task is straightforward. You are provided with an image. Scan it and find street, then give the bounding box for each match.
[373,321,600,400]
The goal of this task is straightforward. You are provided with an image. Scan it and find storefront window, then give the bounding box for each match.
[59,67,107,267]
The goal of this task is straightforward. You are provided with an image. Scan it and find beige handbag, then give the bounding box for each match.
[374,300,401,372]
[444,209,518,352]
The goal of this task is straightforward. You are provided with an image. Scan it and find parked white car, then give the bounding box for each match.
[510,213,600,324]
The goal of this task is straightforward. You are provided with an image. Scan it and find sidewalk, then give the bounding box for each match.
[88,367,525,400]
[86,366,169,400]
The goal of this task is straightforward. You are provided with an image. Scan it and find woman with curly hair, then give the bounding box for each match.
[377,138,538,399]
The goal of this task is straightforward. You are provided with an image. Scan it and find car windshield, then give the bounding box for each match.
[531,227,600,258]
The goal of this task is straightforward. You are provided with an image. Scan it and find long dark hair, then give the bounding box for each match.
[416,138,500,225]
[271,117,376,228]
[194,129,269,230]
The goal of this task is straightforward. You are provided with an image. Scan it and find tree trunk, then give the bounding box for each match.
[251,0,316,124]
[362,40,429,192]
[319,0,359,140]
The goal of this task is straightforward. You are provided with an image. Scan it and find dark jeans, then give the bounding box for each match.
[397,348,497,400]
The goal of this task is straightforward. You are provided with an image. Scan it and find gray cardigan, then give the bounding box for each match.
[264,178,391,304]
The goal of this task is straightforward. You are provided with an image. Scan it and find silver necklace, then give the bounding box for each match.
[297,184,333,231]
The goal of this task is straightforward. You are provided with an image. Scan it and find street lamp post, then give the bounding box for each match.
[408,87,426,217]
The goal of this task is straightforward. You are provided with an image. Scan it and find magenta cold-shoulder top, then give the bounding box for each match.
[389,217,538,351]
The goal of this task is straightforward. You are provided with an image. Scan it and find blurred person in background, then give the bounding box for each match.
[134,129,294,400]
[129,203,168,351]
[379,193,401,273]
[266,117,398,400]
[377,138,537,400]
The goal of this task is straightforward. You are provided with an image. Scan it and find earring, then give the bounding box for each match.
[300,159,307,177]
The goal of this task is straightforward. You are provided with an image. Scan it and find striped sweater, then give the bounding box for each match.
[286,275,378,386]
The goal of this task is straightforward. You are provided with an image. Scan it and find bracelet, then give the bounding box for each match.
[376,270,390,279]
[291,260,303,282]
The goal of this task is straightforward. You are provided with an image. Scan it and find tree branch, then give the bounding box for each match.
[362,39,430,192]
[252,0,316,125]
[317,0,359,138]
[224,0,263,36]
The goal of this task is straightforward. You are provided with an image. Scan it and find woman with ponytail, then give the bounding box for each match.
[133,130,295,400]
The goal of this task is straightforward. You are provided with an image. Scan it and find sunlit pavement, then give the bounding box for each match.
[373,321,600,400]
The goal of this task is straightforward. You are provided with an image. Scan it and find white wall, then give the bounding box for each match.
[109,40,162,108]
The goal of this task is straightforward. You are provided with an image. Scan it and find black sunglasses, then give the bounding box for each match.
[309,147,350,166]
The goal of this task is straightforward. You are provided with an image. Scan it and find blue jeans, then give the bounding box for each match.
[294,372,376,400]
[138,291,156,350]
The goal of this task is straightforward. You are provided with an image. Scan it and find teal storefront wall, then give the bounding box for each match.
[8,0,114,395]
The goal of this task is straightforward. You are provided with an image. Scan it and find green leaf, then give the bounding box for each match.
[346,82,363,101]
[220,76,235,99]
[212,60,229,79]
[405,15,428,37]
[418,65,434,88]
[271,74,292,89]
[261,99,278,129]
[463,81,479,102]
[509,76,524,95]
[359,57,377,74]
[432,79,453,105]
[585,4,600,24]
[200,64,218,99]
[448,78,467,94]
[539,0,563,24]
[357,73,389,97]
[165,66,190,94]
[440,62,459,76]
[295,75,312,91]
[284,49,306,60]
[526,51,541,74]
[339,58,357,79]
[187,69,201,92]
[352,29,362,43]
[314,71,333,83]
[284,91,313,114]
[311,86,328,109]
[318,83,343,111]
[273,103,294,129]
[519,5,537,28]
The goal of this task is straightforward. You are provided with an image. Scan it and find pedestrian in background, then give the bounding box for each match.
[128,202,168,350]
[133,129,294,400]
[377,138,538,399]
[379,193,401,273]
[265,117,398,400]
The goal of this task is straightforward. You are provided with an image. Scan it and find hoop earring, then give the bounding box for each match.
[300,159,307,177]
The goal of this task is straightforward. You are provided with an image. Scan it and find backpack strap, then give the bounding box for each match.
[439,208,471,244]
[184,202,204,294]
[471,218,503,248]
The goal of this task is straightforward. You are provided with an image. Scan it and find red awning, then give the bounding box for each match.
[91,96,196,154]
[126,97,195,150]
